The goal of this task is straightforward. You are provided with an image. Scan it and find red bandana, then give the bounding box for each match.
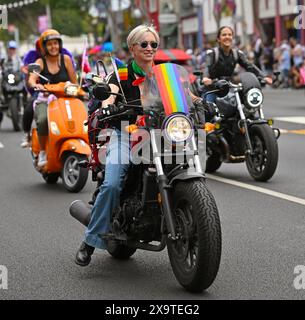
[132,76,146,86]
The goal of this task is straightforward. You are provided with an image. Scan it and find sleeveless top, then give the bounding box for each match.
[40,54,70,85]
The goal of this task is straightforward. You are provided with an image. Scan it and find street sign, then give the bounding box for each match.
[158,13,177,24]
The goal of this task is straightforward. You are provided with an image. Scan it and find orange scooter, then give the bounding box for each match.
[28,63,91,193]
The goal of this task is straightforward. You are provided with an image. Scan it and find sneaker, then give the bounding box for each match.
[20,133,30,148]
[37,151,47,167]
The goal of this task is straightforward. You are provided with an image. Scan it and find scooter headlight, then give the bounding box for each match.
[163,115,193,143]
[7,74,15,84]
[245,88,263,109]
[65,84,79,96]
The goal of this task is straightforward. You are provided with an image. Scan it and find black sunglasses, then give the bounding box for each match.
[136,41,159,49]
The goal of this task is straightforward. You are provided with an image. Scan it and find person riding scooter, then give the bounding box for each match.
[27,29,77,167]
[21,38,77,148]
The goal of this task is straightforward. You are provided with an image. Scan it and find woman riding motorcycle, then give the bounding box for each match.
[75,24,163,266]
[202,26,273,102]
[75,24,206,266]
[27,29,77,167]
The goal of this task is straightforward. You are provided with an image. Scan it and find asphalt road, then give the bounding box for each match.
[0,88,305,300]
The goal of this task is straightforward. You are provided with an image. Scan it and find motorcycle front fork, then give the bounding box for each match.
[235,92,254,156]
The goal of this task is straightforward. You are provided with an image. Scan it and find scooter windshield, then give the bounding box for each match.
[141,63,192,116]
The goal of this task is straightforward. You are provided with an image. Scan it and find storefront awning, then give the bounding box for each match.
[154,49,192,62]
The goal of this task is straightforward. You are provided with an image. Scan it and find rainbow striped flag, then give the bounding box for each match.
[153,63,189,116]
[111,57,128,81]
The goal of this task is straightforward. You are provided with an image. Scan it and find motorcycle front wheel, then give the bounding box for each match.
[246,124,278,182]
[167,179,221,293]
[43,172,60,184]
[8,96,22,131]
[206,153,222,173]
[61,152,88,193]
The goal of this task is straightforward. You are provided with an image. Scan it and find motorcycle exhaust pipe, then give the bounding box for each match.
[69,200,92,227]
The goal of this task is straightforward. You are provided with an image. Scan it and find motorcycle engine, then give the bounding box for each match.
[113,196,161,242]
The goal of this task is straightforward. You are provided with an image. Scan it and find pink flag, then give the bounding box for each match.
[38,15,49,33]
[81,39,91,73]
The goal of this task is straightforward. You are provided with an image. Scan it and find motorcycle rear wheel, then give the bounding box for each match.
[246,124,278,182]
[107,241,137,260]
[167,179,221,293]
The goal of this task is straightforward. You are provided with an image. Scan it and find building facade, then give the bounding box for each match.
[134,0,305,49]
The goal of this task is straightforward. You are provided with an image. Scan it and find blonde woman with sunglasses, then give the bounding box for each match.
[75,25,162,266]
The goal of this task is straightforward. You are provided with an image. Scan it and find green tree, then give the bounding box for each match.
[0,0,95,41]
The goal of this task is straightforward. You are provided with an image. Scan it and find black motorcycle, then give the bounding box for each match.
[0,66,25,131]
[70,63,222,293]
[200,72,280,182]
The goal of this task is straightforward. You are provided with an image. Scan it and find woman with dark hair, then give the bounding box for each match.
[202,26,272,102]
[27,29,77,167]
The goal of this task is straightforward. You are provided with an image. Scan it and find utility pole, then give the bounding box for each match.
[275,0,281,47]
[46,3,52,29]
[240,0,248,46]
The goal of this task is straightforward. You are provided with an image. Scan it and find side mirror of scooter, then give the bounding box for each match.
[28,63,41,74]
[27,63,50,83]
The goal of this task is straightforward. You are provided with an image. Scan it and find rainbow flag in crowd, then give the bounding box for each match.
[153,63,189,116]
[111,57,128,81]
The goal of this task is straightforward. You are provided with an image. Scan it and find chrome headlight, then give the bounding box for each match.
[246,88,263,109]
[64,84,79,96]
[163,115,193,143]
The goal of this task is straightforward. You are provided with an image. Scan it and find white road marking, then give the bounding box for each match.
[0,142,4,149]
[274,117,305,125]
[207,174,305,207]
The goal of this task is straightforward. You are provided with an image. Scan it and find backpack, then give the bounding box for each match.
[211,47,239,65]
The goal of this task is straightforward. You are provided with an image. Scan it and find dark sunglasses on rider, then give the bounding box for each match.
[136,41,159,49]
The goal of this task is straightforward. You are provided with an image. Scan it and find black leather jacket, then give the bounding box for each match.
[204,47,265,80]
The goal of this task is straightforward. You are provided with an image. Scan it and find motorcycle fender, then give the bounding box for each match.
[248,120,268,127]
[59,139,91,160]
[169,172,205,186]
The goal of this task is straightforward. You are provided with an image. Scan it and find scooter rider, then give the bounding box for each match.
[27,29,77,167]
[202,26,273,103]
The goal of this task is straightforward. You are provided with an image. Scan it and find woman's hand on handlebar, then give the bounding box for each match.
[33,83,46,91]
[264,77,273,85]
[202,77,213,86]
[100,104,119,117]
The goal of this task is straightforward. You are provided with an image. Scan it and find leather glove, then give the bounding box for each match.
[204,101,218,118]
[100,104,119,117]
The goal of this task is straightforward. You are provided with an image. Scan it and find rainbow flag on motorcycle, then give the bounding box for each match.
[153,63,189,116]
[111,57,128,81]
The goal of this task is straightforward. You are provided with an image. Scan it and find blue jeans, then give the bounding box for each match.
[205,93,217,103]
[84,131,130,249]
